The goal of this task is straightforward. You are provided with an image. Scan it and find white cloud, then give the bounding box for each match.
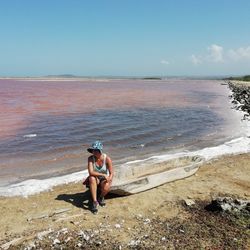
[191,54,202,65]
[190,44,250,63]
[160,59,170,65]
[228,46,250,61]
[207,44,224,62]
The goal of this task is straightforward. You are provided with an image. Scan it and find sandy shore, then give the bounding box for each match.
[0,153,249,249]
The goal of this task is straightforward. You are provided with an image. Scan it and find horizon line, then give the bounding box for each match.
[0,74,240,79]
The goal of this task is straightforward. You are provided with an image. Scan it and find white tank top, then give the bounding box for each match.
[93,154,108,174]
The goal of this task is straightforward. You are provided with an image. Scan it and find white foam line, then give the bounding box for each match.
[125,136,250,167]
[194,136,250,160]
[23,134,37,138]
[0,134,249,197]
[0,170,89,198]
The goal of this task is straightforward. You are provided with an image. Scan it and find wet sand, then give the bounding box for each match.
[0,153,249,248]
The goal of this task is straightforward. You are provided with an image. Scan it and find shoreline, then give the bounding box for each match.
[1,132,249,197]
[0,80,249,198]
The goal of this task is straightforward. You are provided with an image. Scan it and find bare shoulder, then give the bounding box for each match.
[105,154,112,163]
[88,155,94,162]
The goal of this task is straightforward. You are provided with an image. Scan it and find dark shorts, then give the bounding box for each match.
[83,176,106,188]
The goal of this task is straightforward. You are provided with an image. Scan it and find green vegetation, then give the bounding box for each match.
[142,77,162,80]
[225,75,250,81]
[46,74,77,78]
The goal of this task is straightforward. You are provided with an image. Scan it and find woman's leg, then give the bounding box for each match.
[97,181,110,207]
[100,181,111,197]
[89,176,100,202]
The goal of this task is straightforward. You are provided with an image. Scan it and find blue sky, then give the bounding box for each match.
[0,0,250,77]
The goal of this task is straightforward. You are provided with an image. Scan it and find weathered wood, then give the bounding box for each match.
[1,237,23,250]
[27,207,71,221]
[55,213,87,222]
[110,156,204,195]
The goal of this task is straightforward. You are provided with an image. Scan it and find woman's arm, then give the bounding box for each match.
[106,156,114,182]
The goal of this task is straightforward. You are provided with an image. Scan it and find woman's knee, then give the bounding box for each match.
[102,182,111,192]
[89,176,97,184]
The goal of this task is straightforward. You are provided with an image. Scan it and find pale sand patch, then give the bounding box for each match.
[0,153,249,244]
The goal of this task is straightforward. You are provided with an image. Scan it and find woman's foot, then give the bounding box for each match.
[91,201,99,214]
[98,196,106,207]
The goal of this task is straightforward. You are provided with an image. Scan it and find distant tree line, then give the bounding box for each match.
[224,75,250,81]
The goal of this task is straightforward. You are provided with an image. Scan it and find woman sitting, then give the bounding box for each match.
[83,141,113,214]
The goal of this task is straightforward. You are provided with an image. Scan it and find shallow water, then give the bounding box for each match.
[0,78,247,189]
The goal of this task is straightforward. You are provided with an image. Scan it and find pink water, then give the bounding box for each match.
[0,78,240,186]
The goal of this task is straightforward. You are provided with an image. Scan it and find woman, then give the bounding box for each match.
[83,141,113,214]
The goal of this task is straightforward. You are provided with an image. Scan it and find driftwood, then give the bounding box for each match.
[27,208,71,221]
[110,156,204,195]
[1,230,54,249]
[55,213,87,222]
[1,237,23,250]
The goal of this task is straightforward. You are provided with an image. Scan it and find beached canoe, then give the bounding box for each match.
[110,155,204,195]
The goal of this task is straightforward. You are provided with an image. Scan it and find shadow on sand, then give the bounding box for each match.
[55,190,122,212]
[55,190,91,211]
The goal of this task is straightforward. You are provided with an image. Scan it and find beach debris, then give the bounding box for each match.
[64,236,72,243]
[25,241,36,250]
[135,213,143,220]
[3,199,249,249]
[51,207,72,215]
[1,237,23,250]
[184,198,196,207]
[78,230,90,241]
[27,207,71,221]
[27,213,48,221]
[128,239,141,247]
[114,223,121,229]
[53,238,61,245]
[205,197,250,213]
[58,228,68,235]
[37,229,53,240]
[56,213,86,223]
[70,220,80,225]
[95,241,102,246]
[143,218,151,224]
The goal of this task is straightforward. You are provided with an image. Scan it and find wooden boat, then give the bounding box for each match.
[110,155,204,195]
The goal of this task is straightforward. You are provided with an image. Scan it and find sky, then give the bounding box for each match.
[0,0,250,77]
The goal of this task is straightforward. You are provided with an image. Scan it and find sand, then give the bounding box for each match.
[0,153,249,248]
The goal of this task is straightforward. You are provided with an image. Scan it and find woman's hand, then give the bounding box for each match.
[104,174,112,183]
